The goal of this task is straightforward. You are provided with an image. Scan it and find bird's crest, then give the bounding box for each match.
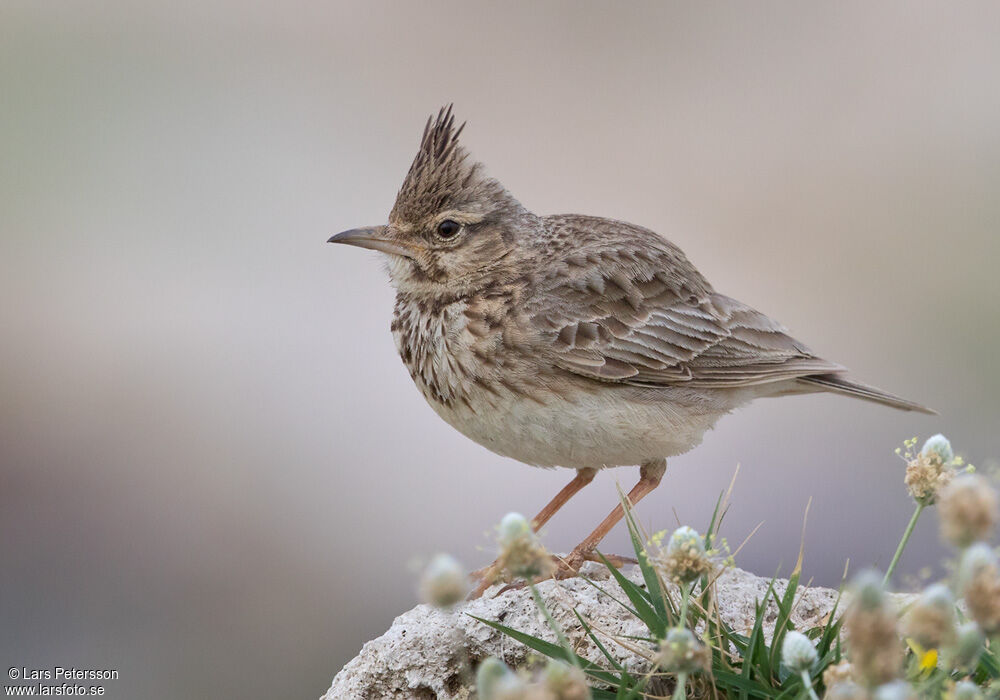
[390,105,487,223]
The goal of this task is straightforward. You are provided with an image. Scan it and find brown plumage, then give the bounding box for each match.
[330,105,933,595]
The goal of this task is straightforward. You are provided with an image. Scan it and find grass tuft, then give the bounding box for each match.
[463,436,1000,700]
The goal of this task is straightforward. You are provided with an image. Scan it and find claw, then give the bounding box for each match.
[553,550,586,580]
[493,580,527,596]
[468,565,501,599]
[467,549,638,599]
[585,551,639,568]
[469,563,497,583]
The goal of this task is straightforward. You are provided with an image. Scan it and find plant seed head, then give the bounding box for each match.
[543,660,590,700]
[960,544,1000,634]
[658,526,712,584]
[873,680,917,700]
[905,452,954,505]
[781,630,818,673]
[667,526,705,556]
[959,543,998,588]
[823,680,867,700]
[852,570,888,610]
[938,474,999,548]
[477,657,527,700]
[655,627,711,675]
[902,582,956,650]
[845,571,901,687]
[499,512,532,546]
[418,553,468,608]
[952,680,984,700]
[821,660,854,688]
[495,512,554,581]
[944,622,985,672]
[922,434,954,465]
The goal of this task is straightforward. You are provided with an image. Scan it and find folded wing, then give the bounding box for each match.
[526,217,843,389]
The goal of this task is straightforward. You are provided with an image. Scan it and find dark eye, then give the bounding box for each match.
[436,219,461,239]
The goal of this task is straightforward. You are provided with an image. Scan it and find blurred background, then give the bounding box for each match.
[2,1,998,698]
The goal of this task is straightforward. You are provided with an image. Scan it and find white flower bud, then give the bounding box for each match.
[499,512,531,546]
[825,681,867,700]
[873,680,917,700]
[781,630,817,673]
[953,681,983,700]
[668,526,705,556]
[495,512,553,580]
[543,660,590,700]
[902,583,955,649]
[845,570,901,686]
[922,434,954,465]
[658,526,712,584]
[418,553,467,607]
[655,627,711,674]
[822,660,853,687]
[921,582,954,607]
[946,622,985,671]
[477,657,526,700]
[960,545,1000,635]
[959,543,998,588]
[938,474,998,548]
[851,569,887,610]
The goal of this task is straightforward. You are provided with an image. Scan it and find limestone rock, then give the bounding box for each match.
[322,563,841,700]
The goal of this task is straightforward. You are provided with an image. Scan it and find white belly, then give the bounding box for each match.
[426,383,732,469]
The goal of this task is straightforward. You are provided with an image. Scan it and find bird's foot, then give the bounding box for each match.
[552,546,636,578]
[467,550,637,599]
[555,548,637,577]
[467,561,504,600]
[552,548,587,580]
[469,562,496,583]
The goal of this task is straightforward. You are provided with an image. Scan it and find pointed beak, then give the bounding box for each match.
[327,226,416,259]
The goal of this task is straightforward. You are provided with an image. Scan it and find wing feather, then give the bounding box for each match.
[527,215,843,389]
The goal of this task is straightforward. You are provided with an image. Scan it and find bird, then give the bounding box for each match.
[329,105,933,597]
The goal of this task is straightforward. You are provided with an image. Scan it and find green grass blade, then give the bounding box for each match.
[741,578,777,692]
[815,590,843,657]
[740,602,769,695]
[713,668,777,699]
[620,493,672,623]
[596,551,666,638]
[729,631,751,642]
[773,682,803,700]
[469,614,621,686]
[977,646,1000,679]
[768,570,801,672]
[706,490,725,547]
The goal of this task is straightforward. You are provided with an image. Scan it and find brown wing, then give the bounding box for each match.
[526,215,843,388]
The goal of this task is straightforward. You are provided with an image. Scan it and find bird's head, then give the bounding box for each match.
[330,106,538,296]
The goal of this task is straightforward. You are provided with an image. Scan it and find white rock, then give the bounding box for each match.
[322,563,841,700]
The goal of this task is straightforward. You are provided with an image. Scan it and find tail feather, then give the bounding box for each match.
[798,373,936,415]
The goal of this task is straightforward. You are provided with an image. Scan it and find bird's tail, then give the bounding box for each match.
[798,373,936,415]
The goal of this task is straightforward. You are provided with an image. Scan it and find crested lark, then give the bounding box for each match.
[330,106,932,596]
